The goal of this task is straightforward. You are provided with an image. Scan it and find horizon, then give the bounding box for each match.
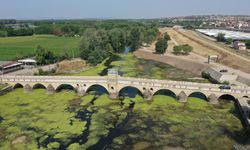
[0,0,250,20]
[1,14,250,21]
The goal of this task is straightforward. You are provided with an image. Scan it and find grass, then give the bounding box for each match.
[0,89,247,149]
[0,35,80,61]
[111,53,208,82]
[72,60,107,76]
[0,84,7,90]
[71,53,208,83]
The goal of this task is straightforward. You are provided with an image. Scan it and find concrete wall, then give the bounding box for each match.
[0,86,12,96]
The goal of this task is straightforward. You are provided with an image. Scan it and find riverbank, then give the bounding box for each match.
[70,53,208,83]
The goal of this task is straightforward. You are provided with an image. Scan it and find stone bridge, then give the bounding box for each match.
[1,74,250,126]
[1,74,250,102]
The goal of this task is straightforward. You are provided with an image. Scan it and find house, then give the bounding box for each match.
[233,41,246,50]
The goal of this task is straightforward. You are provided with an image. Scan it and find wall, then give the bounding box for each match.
[0,85,13,96]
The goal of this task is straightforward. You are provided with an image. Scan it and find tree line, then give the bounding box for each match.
[79,23,159,65]
[31,21,159,65]
[0,20,159,38]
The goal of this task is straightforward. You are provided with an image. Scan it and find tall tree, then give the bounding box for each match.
[130,27,144,51]
[155,38,168,54]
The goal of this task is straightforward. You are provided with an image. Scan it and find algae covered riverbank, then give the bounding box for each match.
[0,89,249,150]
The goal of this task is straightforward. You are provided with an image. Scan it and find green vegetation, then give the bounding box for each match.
[0,35,80,61]
[73,53,208,82]
[111,53,207,82]
[72,59,108,76]
[155,33,170,54]
[216,33,226,42]
[246,40,250,49]
[173,44,193,55]
[0,84,7,90]
[0,89,248,149]
[79,23,158,65]
[226,38,233,45]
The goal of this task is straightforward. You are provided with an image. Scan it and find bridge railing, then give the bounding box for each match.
[1,75,250,94]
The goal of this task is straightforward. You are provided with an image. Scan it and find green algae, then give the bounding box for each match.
[0,89,248,150]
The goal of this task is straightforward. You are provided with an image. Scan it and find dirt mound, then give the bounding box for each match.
[56,59,87,74]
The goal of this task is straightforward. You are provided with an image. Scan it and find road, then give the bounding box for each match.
[135,28,250,86]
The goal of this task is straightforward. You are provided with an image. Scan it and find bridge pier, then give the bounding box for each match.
[178,91,187,103]
[77,87,86,96]
[208,93,219,104]
[143,90,153,101]
[47,84,55,94]
[109,92,119,100]
[24,84,32,93]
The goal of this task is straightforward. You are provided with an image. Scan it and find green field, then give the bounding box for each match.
[0,35,81,61]
[0,89,248,149]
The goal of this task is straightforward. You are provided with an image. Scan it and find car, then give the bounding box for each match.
[219,85,231,90]
[220,69,228,73]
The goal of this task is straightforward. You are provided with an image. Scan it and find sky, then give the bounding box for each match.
[0,0,250,19]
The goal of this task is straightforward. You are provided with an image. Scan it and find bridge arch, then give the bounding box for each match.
[13,83,24,89]
[56,84,75,92]
[118,86,143,98]
[218,94,236,102]
[32,83,46,90]
[188,92,208,101]
[153,89,177,99]
[86,84,109,95]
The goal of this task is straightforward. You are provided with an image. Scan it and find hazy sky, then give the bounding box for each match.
[0,0,250,19]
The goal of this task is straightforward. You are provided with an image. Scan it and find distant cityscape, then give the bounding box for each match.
[168,15,250,30]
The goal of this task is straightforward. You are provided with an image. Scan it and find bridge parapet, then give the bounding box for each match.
[1,75,250,98]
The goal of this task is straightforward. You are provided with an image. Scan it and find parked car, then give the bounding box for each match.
[220,69,228,73]
[219,85,231,90]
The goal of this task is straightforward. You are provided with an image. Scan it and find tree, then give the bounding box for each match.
[173,45,182,54]
[163,32,171,41]
[216,33,226,42]
[35,45,57,65]
[105,43,114,54]
[173,44,193,55]
[226,38,233,45]
[143,29,158,45]
[245,40,250,49]
[87,50,105,66]
[182,44,193,55]
[130,27,144,51]
[108,29,126,53]
[155,38,168,54]
[35,24,53,34]
[0,30,7,37]
[79,36,90,60]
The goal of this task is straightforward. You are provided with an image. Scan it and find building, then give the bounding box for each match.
[233,41,247,50]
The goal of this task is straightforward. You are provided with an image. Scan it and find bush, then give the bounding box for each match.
[216,33,226,42]
[173,44,192,55]
[155,38,168,54]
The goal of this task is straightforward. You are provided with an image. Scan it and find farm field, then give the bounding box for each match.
[0,35,81,61]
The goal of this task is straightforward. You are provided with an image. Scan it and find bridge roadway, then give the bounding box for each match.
[1,75,250,126]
